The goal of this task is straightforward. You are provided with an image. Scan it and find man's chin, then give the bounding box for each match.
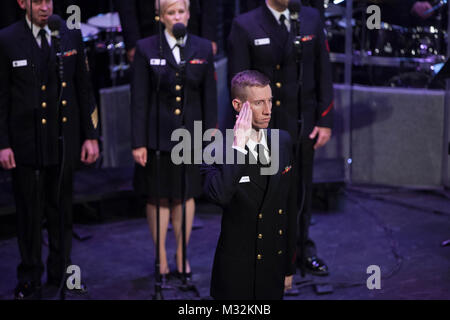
[253,120,270,131]
[38,17,49,26]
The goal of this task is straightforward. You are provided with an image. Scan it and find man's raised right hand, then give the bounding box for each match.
[233,101,253,150]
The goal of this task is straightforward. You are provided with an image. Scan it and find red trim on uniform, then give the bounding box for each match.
[321,100,334,117]
[325,39,330,53]
[211,123,219,137]
[214,71,218,82]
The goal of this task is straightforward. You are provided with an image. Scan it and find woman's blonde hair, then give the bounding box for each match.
[155,0,190,16]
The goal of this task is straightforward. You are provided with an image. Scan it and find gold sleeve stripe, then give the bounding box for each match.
[91,107,99,129]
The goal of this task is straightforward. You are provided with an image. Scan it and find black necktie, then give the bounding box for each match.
[255,144,269,166]
[279,14,289,44]
[279,14,288,32]
[38,29,50,63]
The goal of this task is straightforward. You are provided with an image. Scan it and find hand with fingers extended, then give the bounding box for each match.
[133,147,148,167]
[233,101,253,150]
[0,148,16,170]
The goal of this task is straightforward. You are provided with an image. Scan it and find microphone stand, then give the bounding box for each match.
[177,42,199,297]
[291,7,307,278]
[153,0,164,300]
[50,20,68,301]
[29,0,44,298]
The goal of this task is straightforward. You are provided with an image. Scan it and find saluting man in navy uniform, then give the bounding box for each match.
[202,70,297,300]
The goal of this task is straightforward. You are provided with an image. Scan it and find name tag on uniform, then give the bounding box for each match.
[254,38,270,46]
[12,60,28,68]
[150,59,166,66]
[239,176,250,183]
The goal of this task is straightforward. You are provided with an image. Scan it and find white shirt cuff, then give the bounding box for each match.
[232,145,248,155]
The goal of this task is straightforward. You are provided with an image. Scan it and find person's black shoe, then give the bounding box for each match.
[46,277,89,295]
[14,282,42,300]
[284,287,300,296]
[170,270,192,282]
[304,256,329,276]
[66,282,89,295]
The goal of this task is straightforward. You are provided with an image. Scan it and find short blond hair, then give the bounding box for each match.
[231,70,271,102]
[155,0,190,16]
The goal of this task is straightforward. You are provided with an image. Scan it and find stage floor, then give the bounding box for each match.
[0,180,449,300]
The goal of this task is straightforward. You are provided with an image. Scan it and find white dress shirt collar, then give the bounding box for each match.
[246,129,270,162]
[25,15,51,47]
[164,29,188,64]
[265,0,291,31]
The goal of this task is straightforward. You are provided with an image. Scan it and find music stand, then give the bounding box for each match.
[433,58,450,81]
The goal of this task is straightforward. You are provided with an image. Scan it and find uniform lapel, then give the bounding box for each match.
[245,145,267,191]
[161,34,179,69]
[283,19,295,61]
[183,35,198,66]
[261,129,283,212]
[19,18,43,74]
[258,6,288,56]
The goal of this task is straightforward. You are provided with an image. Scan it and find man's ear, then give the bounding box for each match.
[232,99,242,113]
[17,0,26,10]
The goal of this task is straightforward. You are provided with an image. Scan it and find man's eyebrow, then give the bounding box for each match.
[252,97,272,101]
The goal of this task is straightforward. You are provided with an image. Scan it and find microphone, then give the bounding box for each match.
[173,23,187,48]
[289,0,303,80]
[48,14,62,39]
[288,0,302,21]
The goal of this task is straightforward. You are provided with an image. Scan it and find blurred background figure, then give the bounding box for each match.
[114,0,218,62]
[0,0,22,30]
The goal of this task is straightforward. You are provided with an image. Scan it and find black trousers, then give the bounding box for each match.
[295,135,316,260]
[12,164,74,284]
